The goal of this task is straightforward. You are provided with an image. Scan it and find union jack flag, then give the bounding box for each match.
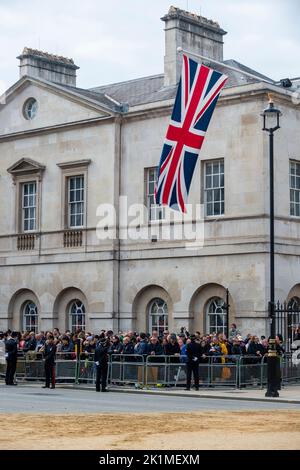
[155,54,227,213]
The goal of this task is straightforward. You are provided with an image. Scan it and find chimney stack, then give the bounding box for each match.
[17,48,79,87]
[162,6,227,86]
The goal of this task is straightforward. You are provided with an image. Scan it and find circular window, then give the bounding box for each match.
[23,98,38,120]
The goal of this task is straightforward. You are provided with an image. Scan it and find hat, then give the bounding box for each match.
[170,334,177,340]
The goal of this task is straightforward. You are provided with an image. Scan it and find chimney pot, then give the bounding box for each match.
[17,48,79,86]
[162,6,227,86]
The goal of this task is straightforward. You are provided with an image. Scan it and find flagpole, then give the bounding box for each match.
[177,47,274,85]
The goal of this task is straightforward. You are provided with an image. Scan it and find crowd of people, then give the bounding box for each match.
[0,323,288,361]
[0,323,291,391]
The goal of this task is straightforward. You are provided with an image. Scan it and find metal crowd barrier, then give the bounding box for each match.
[109,355,257,388]
[239,356,266,388]
[108,354,300,388]
[280,354,300,383]
[78,358,96,384]
[13,352,77,383]
[1,351,299,388]
[210,356,239,387]
[108,354,145,387]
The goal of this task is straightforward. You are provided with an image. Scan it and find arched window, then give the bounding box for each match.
[23,301,38,332]
[206,297,227,335]
[149,298,168,336]
[69,299,86,332]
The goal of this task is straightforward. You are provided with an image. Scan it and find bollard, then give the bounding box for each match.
[265,339,281,397]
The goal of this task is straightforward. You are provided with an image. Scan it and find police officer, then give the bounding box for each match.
[185,335,201,391]
[42,334,56,389]
[94,334,110,392]
[5,331,18,386]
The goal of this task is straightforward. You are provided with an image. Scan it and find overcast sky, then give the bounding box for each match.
[0,0,299,95]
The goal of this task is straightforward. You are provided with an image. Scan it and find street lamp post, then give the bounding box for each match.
[261,94,282,397]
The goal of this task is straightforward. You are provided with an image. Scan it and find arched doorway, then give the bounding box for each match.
[189,283,234,335]
[53,287,88,332]
[8,289,41,332]
[132,285,173,334]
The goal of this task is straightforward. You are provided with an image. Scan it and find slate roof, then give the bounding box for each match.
[90,74,174,107]
[61,59,276,112]
[60,84,123,112]
[222,59,274,87]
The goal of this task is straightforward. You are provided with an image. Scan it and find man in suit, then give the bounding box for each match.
[42,334,56,389]
[185,335,201,391]
[94,334,110,392]
[5,331,18,386]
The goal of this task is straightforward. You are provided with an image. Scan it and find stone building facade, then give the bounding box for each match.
[0,6,300,337]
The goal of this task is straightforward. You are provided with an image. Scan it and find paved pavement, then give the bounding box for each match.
[0,383,299,413]
[105,384,300,404]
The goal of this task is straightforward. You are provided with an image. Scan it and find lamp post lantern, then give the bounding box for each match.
[261,94,282,397]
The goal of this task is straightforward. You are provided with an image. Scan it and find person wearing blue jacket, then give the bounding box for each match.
[134,333,148,356]
[134,333,148,387]
[178,338,188,363]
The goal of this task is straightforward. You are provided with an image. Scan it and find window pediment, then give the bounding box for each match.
[56,159,91,170]
[7,157,45,182]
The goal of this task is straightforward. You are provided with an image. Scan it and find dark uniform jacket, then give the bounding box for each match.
[94,341,109,365]
[186,341,202,364]
[5,338,18,361]
[44,343,57,365]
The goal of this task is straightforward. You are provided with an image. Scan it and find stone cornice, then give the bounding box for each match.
[57,159,91,170]
[0,81,298,138]
[0,115,115,142]
[1,213,300,240]
[0,75,116,116]
[123,82,299,122]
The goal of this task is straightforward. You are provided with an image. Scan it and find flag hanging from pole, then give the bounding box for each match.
[155,54,228,213]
